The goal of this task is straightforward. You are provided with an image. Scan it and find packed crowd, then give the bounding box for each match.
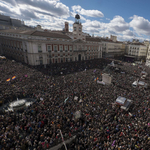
[1,58,150,150]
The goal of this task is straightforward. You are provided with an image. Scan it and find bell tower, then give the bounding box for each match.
[73,14,82,40]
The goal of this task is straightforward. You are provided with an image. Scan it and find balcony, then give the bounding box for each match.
[39,57,43,60]
[73,49,87,52]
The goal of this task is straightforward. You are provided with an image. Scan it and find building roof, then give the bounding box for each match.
[127,42,145,46]
[86,37,101,42]
[101,38,123,43]
[0,29,71,39]
[31,31,71,39]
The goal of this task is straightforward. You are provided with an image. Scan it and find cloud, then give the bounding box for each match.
[106,18,110,21]
[130,15,150,36]
[20,9,39,20]
[82,20,105,29]
[122,30,134,36]
[72,5,104,18]
[108,16,129,33]
[1,0,150,41]
[1,0,70,18]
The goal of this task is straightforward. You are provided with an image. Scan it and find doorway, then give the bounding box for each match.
[78,54,81,61]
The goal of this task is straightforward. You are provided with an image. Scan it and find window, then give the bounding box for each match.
[59,45,63,52]
[39,56,43,59]
[38,45,42,52]
[17,42,19,48]
[14,42,16,47]
[74,45,77,50]
[55,59,57,63]
[85,46,87,50]
[69,46,72,51]
[47,45,52,52]
[54,45,58,52]
[65,46,68,52]
[20,43,23,49]
[74,27,76,31]
[40,60,43,65]
[79,27,81,32]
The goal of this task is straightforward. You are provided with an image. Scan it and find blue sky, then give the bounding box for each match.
[1,0,150,41]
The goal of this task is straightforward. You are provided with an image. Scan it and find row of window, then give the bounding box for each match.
[74,27,81,32]
[129,50,139,53]
[52,55,98,63]
[130,47,139,50]
[44,55,98,64]
[49,53,97,58]
[2,44,23,51]
[38,45,99,52]
[1,40,23,48]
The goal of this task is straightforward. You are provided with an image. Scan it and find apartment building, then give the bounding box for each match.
[101,35,124,58]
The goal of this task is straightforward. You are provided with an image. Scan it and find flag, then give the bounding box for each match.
[93,69,96,73]
[12,76,16,80]
[6,78,10,82]
[94,78,96,81]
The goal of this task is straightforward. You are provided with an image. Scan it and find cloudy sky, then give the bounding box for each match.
[1,0,150,41]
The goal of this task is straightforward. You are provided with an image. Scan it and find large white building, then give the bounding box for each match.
[0,14,102,66]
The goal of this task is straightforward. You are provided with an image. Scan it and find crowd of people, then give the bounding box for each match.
[0,58,150,150]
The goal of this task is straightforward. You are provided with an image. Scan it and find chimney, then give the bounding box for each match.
[65,22,69,32]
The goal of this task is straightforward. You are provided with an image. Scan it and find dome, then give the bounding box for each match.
[75,14,80,19]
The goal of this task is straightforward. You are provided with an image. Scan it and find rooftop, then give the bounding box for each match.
[0,29,71,39]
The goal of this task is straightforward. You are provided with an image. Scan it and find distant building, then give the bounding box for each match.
[0,14,33,30]
[125,40,147,61]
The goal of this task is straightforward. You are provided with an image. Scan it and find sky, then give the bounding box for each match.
[1,0,150,41]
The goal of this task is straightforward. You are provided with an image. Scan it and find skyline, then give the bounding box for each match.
[1,0,150,41]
